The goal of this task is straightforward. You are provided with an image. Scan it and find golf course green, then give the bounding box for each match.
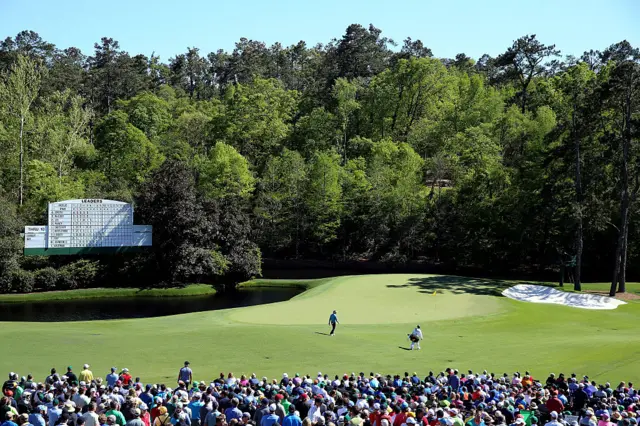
[0,274,637,384]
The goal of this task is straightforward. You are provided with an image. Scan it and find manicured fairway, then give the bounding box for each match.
[0,274,638,385]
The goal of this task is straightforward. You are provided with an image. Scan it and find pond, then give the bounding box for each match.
[0,288,302,322]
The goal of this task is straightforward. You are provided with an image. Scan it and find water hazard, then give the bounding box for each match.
[0,288,302,322]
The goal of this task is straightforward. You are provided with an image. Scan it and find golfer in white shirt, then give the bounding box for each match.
[409,325,423,350]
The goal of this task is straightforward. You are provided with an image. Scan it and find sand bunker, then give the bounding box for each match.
[502,284,626,310]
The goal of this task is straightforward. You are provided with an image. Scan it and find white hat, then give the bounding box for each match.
[550,412,558,419]
[406,419,417,425]
[269,404,277,412]
[83,364,89,369]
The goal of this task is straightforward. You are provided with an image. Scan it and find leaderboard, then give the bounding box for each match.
[48,199,134,249]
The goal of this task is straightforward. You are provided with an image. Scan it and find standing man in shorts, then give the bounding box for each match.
[178,362,192,387]
[328,310,339,336]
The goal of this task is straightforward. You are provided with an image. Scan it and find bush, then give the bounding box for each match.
[34,267,59,291]
[11,269,35,293]
[0,272,12,293]
[59,260,100,290]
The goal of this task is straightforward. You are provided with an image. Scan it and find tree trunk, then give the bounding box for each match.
[610,82,634,296]
[19,114,24,206]
[573,105,583,291]
[619,209,629,293]
[610,132,631,296]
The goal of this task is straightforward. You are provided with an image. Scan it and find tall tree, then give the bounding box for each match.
[0,54,43,205]
[496,34,560,113]
[608,59,640,295]
[332,78,360,163]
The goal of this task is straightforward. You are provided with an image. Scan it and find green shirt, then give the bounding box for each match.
[106,410,126,426]
[282,400,291,413]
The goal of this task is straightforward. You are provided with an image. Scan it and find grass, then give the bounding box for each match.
[0,284,216,303]
[0,274,638,385]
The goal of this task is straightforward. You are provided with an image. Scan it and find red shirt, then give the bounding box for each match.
[142,412,151,426]
[121,374,133,386]
[546,397,564,413]
[370,412,381,426]
[394,413,407,426]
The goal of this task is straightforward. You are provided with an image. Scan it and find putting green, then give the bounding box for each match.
[0,274,639,385]
[229,274,505,324]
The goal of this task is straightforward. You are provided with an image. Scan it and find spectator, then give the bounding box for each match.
[154,408,171,426]
[83,403,100,426]
[225,400,242,423]
[282,405,301,426]
[260,406,278,426]
[79,365,94,384]
[106,402,126,426]
[126,409,145,426]
[28,407,46,426]
[2,413,17,426]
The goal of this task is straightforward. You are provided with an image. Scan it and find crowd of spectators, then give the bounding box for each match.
[1,364,638,426]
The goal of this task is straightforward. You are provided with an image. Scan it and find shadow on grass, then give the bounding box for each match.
[314,332,331,336]
[398,346,412,351]
[387,275,528,297]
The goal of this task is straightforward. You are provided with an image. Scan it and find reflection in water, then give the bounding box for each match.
[0,288,301,322]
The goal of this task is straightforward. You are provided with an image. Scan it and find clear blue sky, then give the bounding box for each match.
[1,0,638,61]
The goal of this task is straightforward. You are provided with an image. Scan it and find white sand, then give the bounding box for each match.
[502,284,627,310]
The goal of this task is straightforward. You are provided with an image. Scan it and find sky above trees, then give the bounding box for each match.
[1,0,638,61]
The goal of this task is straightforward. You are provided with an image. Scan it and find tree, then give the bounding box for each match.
[305,150,342,246]
[217,78,298,167]
[0,54,43,205]
[94,110,164,188]
[118,91,171,139]
[33,90,91,180]
[197,142,255,200]
[555,63,598,291]
[135,160,229,285]
[496,34,560,113]
[332,78,360,163]
[24,160,85,222]
[607,60,640,295]
[0,195,22,292]
[330,24,393,80]
[368,57,452,140]
[254,149,307,255]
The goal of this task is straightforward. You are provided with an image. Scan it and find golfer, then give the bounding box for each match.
[328,310,339,336]
[178,361,192,386]
[408,325,423,350]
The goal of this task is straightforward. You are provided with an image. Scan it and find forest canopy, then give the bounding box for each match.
[0,26,638,295]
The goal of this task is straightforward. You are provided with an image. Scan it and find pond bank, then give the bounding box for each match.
[0,284,217,303]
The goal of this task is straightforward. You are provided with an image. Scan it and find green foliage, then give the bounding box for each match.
[11,268,34,293]
[118,92,171,139]
[218,78,298,165]
[254,149,307,253]
[94,110,164,187]
[24,160,85,222]
[34,267,59,291]
[305,150,342,245]
[197,142,255,200]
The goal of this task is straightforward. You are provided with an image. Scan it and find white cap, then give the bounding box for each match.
[83,364,90,369]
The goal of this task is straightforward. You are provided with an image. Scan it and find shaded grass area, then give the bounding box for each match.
[386,275,537,296]
[0,284,216,303]
[238,278,331,290]
[0,275,639,384]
